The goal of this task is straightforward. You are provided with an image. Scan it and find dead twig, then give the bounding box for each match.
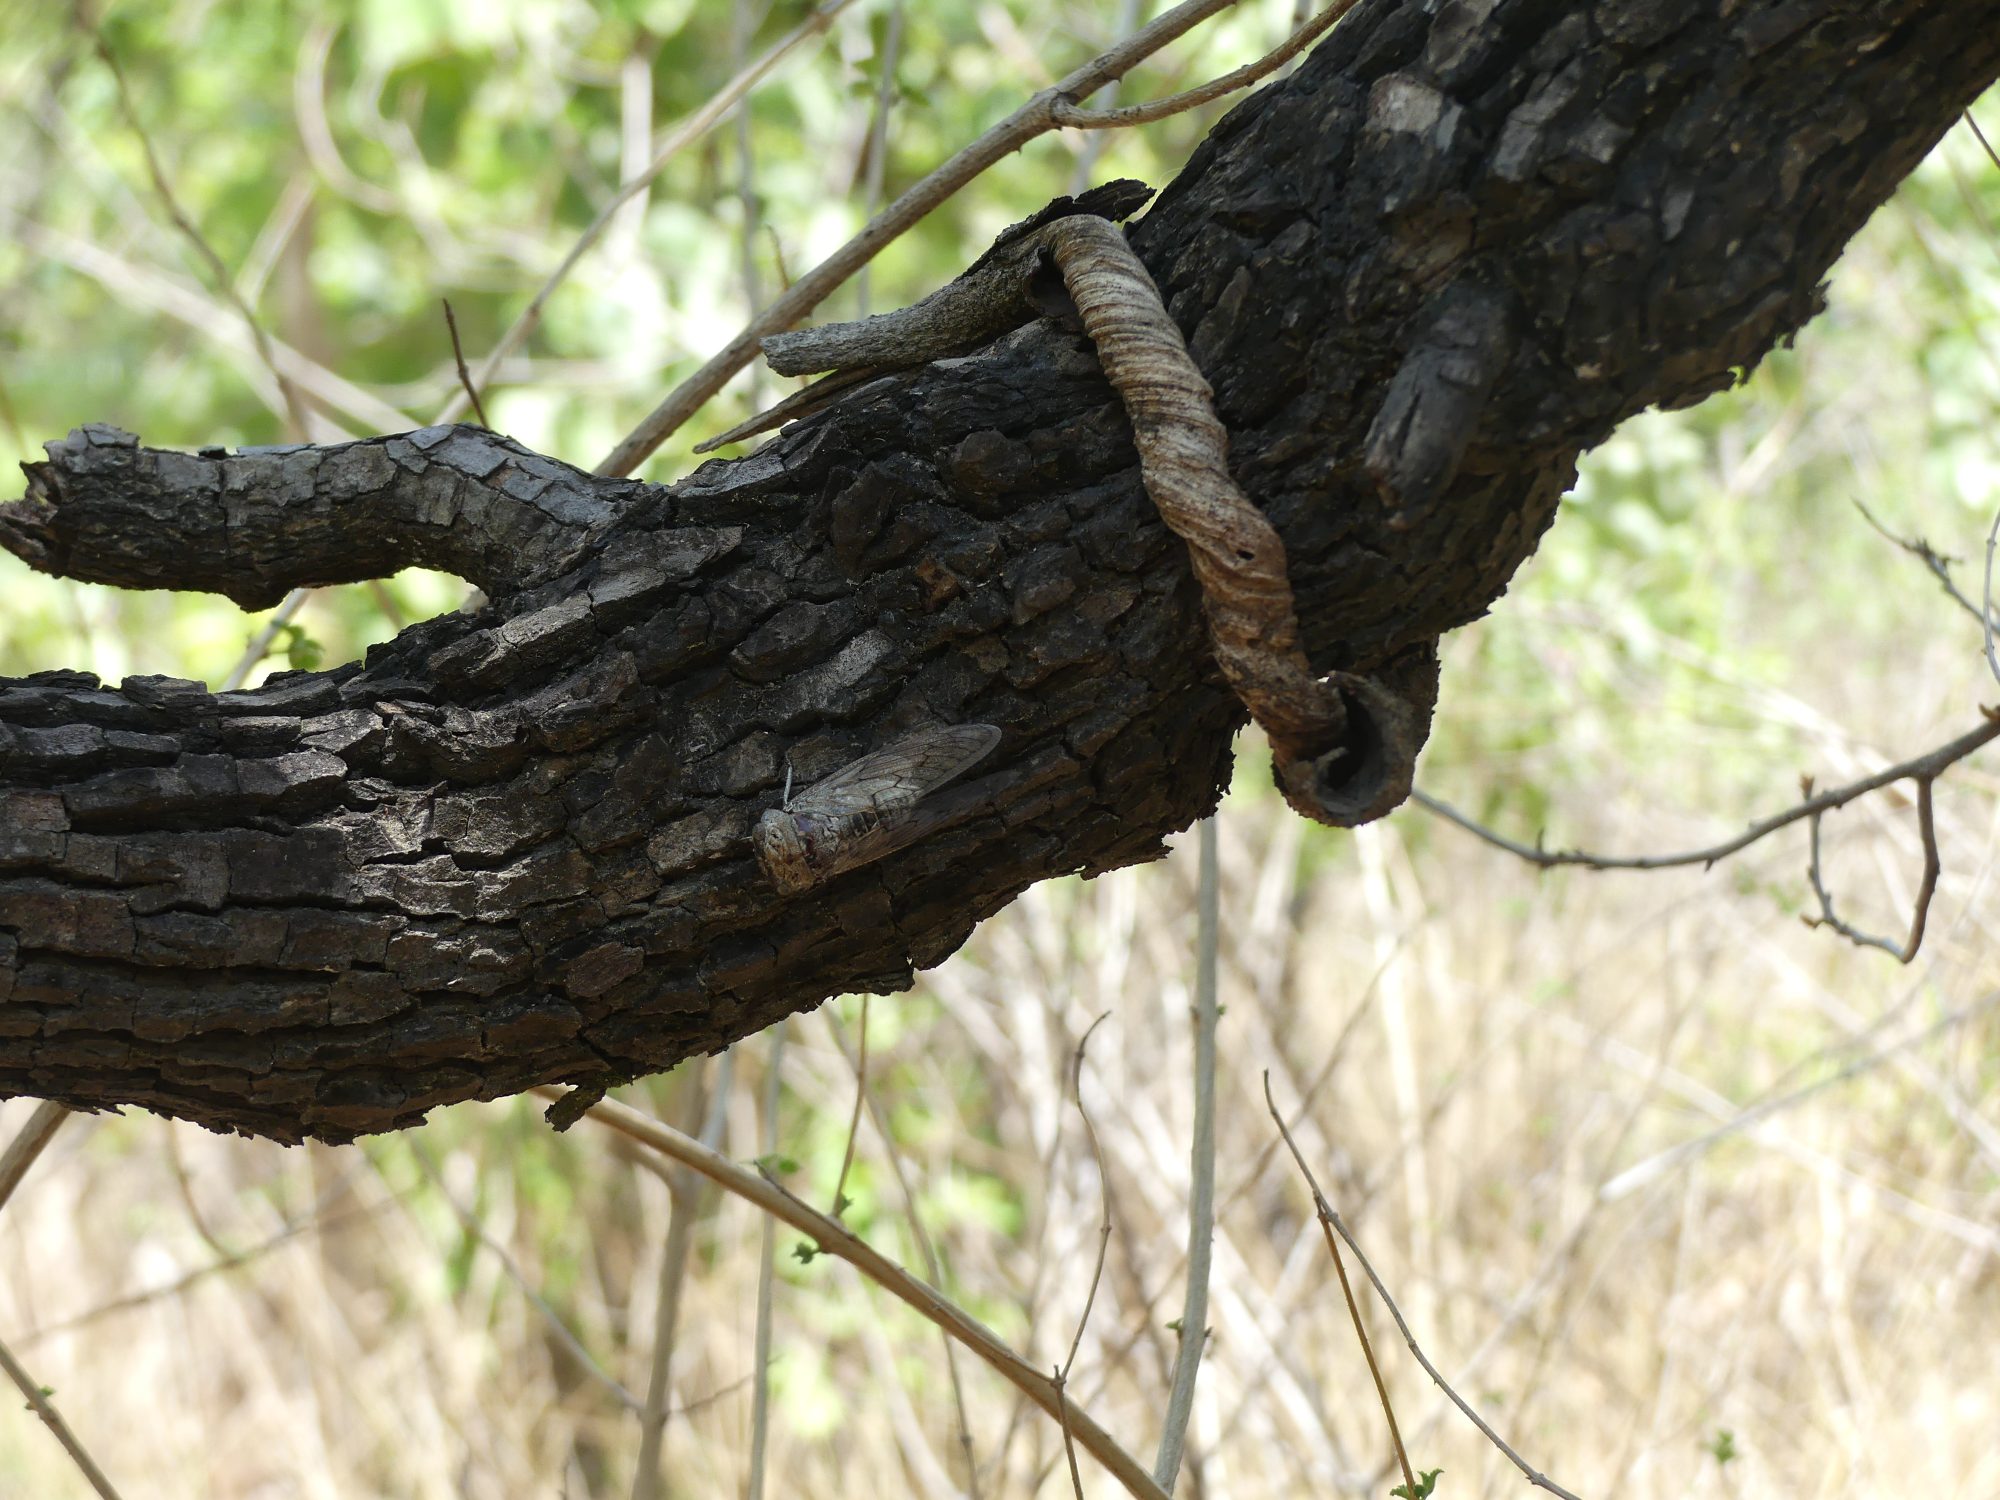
[822,1004,983,1494]
[1601,985,2000,1204]
[220,590,310,691]
[1417,708,2000,963]
[440,0,862,427]
[0,1100,72,1214]
[407,1140,640,1412]
[91,26,315,440]
[852,0,904,318]
[1057,1012,1116,1500]
[1263,1075,1585,1500]
[14,220,409,434]
[1851,496,1996,630]
[746,1026,786,1500]
[1984,504,2000,686]
[830,996,869,1219]
[1413,707,2000,874]
[541,1086,1171,1500]
[0,1333,125,1500]
[1052,0,1358,130]
[1803,774,1940,963]
[1262,1074,1415,1498]
[441,299,490,429]
[596,0,1254,476]
[1155,819,1218,1493]
[632,1059,729,1500]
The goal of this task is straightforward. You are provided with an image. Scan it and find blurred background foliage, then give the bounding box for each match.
[3,2,2000,1497]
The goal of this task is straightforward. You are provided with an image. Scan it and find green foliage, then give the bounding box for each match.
[1390,1465,1442,1498]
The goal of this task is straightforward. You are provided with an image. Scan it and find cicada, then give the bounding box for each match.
[754,723,1002,893]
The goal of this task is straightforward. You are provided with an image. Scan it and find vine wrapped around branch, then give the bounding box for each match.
[760,207,1429,826]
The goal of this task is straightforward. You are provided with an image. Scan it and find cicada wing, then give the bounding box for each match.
[805,797,974,881]
[786,723,1002,819]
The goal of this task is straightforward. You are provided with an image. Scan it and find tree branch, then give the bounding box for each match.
[1,423,631,609]
[3,0,1997,1140]
[1413,710,2000,871]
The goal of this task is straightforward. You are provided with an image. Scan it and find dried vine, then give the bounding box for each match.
[757,206,1427,826]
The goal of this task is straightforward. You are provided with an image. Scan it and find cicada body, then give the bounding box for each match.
[754,723,1002,893]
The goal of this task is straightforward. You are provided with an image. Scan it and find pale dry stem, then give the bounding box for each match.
[541,1086,1172,1500]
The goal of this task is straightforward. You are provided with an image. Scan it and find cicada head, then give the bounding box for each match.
[753,809,816,893]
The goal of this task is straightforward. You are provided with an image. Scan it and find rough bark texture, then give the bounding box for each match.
[3,0,1996,1141]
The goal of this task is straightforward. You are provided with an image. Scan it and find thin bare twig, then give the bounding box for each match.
[0,1101,71,1213]
[1055,1364,1089,1500]
[0,1334,125,1500]
[541,1087,1171,1500]
[1263,1073,1415,1496]
[91,27,314,439]
[733,2,771,412]
[1057,1011,1117,1500]
[632,1058,730,1500]
[1984,504,2000,686]
[831,995,869,1218]
[442,299,489,429]
[747,1026,786,1500]
[1061,1014,1117,1381]
[1067,0,1143,192]
[596,0,1251,476]
[1053,0,1357,130]
[1412,709,2000,872]
[440,0,862,427]
[1851,496,1996,629]
[1969,109,2000,173]
[1420,709,2000,964]
[161,1124,236,1260]
[1263,1075,1585,1500]
[1804,774,1941,962]
[16,1201,382,1345]
[1154,819,1219,1493]
[822,1006,983,1494]
[364,578,407,630]
[293,24,399,215]
[853,0,905,318]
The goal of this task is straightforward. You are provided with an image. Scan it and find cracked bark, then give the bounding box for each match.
[3,0,1995,1141]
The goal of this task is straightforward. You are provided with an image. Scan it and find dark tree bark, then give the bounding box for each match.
[3,0,1996,1142]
